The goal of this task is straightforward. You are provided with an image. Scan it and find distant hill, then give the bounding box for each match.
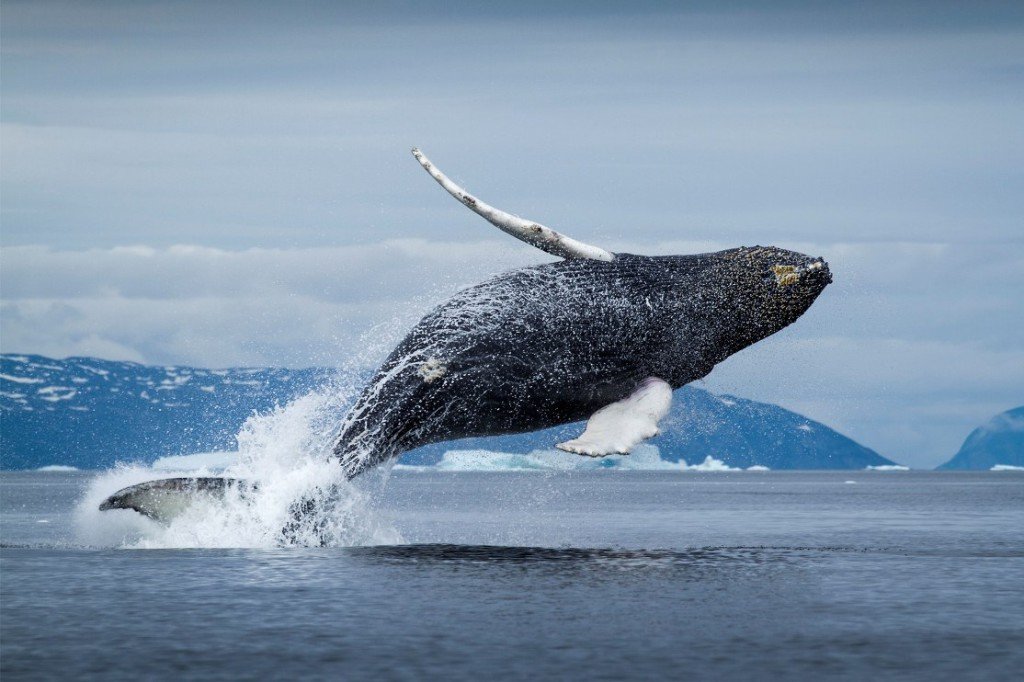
[405,387,894,470]
[1,353,896,470]
[0,354,331,470]
[937,406,1024,470]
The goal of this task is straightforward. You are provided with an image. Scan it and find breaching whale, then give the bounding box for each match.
[101,148,831,521]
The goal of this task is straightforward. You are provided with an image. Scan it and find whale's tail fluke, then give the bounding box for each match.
[99,477,255,523]
[99,477,340,546]
[411,147,614,262]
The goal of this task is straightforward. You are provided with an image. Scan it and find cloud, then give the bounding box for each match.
[0,240,541,368]
[3,3,1022,249]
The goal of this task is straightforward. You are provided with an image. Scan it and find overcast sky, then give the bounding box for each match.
[2,1,1022,467]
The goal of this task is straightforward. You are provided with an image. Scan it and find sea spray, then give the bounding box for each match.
[73,278,465,549]
[75,380,403,548]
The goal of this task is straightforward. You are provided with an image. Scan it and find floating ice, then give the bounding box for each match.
[151,451,239,471]
[396,446,746,472]
[686,455,743,472]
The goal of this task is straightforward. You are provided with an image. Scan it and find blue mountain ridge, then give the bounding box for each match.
[0,353,896,470]
[937,406,1024,470]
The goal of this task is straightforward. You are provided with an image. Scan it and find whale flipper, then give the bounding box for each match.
[555,377,672,457]
[99,477,254,523]
[412,148,614,262]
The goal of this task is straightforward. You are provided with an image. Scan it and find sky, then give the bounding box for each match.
[2,0,1022,468]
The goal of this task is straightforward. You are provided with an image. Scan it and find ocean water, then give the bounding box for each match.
[2,469,1022,680]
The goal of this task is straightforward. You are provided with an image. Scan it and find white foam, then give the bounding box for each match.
[865,465,910,471]
[991,464,1024,471]
[36,465,80,472]
[76,386,402,549]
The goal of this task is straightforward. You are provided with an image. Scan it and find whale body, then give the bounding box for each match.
[335,247,830,477]
[101,149,831,522]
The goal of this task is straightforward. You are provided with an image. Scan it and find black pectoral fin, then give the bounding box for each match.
[99,477,254,523]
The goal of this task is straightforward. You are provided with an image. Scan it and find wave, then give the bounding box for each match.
[36,464,80,472]
[865,465,911,471]
[991,464,1024,471]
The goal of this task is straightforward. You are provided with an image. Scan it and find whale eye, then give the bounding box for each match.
[771,265,800,287]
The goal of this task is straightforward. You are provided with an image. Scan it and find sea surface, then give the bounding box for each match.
[2,470,1023,680]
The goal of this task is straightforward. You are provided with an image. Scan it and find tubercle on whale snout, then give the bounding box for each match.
[771,259,832,287]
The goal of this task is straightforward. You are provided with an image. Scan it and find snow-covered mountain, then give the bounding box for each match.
[1,354,897,470]
[405,386,895,469]
[938,406,1024,470]
[0,354,330,470]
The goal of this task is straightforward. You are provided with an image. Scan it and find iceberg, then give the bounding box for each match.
[395,446,747,472]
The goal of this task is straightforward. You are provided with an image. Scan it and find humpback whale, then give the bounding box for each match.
[101,149,831,521]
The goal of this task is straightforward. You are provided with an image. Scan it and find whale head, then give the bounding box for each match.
[709,245,832,348]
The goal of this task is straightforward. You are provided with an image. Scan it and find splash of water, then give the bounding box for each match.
[75,381,403,549]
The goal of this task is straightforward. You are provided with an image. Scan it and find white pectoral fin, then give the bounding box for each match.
[556,377,673,457]
[411,148,614,262]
